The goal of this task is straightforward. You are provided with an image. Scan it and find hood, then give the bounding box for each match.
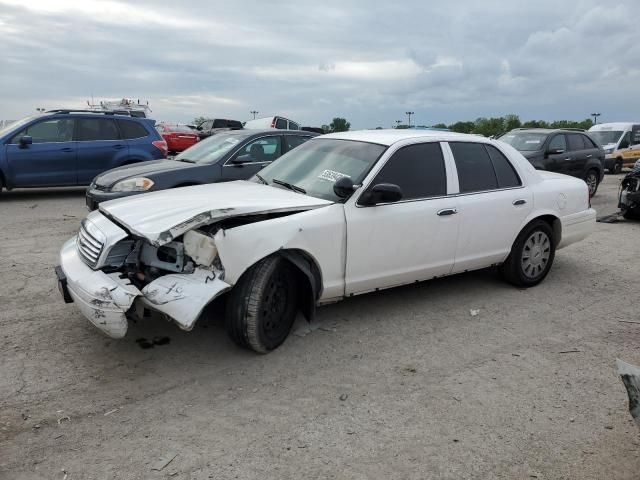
[99,180,333,245]
[95,159,196,187]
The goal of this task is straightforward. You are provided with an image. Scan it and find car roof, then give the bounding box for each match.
[319,129,491,146]
[221,129,317,137]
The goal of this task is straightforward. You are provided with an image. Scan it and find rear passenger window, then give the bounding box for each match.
[368,143,446,201]
[285,135,311,150]
[118,120,148,139]
[450,142,497,193]
[567,134,585,151]
[275,118,287,129]
[76,118,120,141]
[288,122,299,130]
[485,145,521,188]
[213,119,227,128]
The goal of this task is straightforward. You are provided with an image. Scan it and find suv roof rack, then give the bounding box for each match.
[557,127,585,132]
[47,109,133,116]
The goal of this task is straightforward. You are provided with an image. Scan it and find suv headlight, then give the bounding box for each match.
[604,147,614,154]
[111,177,155,192]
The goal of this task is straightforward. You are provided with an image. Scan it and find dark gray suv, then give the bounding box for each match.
[499,128,605,195]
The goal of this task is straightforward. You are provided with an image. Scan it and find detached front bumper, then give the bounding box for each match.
[57,237,141,338]
[57,237,232,338]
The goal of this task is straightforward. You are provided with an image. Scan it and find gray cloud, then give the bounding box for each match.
[0,0,638,128]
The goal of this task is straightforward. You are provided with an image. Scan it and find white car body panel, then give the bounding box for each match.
[59,130,596,338]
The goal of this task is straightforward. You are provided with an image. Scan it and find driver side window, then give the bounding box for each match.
[10,119,75,144]
[548,134,566,152]
[233,137,282,163]
[365,142,447,202]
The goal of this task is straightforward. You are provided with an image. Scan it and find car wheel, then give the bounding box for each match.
[225,256,299,353]
[584,169,599,196]
[500,220,556,288]
[622,207,640,220]
[613,160,623,174]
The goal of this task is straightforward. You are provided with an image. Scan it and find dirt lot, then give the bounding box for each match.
[1,174,639,479]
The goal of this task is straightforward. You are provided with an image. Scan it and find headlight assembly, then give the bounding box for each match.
[111,177,155,192]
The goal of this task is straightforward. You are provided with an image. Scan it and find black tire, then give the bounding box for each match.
[225,256,298,353]
[622,207,640,220]
[613,160,623,175]
[584,169,600,196]
[500,220,556,288]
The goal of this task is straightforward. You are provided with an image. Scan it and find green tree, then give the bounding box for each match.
[432,123,448,129]
[192,116,207,127]
[329,117,351,132]
[522,120,550,128]
[503,114,521,132]
[321,124,332,134]
[449,121,476,134]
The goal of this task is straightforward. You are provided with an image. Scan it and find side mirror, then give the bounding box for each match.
[19,135,33,147]
[230,154,252,165]
[360,183,403,206]
[333,176,355,198]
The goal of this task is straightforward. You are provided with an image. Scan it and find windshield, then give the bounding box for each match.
[499,132,548,151]
[257,138,387,202]
[589,130,623,146]
[0,115,39,138]
[174,132,252,163]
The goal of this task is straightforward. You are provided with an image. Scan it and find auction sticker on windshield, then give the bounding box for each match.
[318,169,350,182]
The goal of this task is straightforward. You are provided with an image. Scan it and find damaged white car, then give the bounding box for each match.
[56,130,596,353]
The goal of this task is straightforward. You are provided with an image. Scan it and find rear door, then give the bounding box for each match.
[5,117,77,186]
[221,135,283,181]
[448,142,532,273]
[566,133,588,178]
[75,117,128,184]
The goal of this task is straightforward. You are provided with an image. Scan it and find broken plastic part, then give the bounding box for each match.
[183,230,218,266]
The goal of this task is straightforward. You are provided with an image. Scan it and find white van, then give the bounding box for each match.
[588,123,640,173]
[244,116,300,131]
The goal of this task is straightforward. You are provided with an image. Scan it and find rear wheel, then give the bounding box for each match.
[225,256,298,353]
[584,169,599,196]
[500,220,556,288]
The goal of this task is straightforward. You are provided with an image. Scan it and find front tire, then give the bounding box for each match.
[225,256,298,353]
[500,220,556,288]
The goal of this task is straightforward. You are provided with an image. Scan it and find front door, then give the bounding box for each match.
[5,118,77,187]
[221,136,282,181]
[447,142,533,273]
[546,133,570,174]
[345,142,459,295]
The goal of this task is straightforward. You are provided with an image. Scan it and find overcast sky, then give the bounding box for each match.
[1,0,638,128]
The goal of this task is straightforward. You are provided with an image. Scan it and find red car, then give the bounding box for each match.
[156,123,199,153]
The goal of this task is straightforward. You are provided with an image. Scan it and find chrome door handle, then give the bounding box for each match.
[563,157,572,161]
[586,154,592,158]
[513,199,527,206]
[437,208,458,216]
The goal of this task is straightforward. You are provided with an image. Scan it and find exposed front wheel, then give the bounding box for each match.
[500,220,556,288]
[225,256,298,353]
[584,169,599,196]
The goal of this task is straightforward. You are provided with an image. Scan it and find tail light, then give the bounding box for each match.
[152,139,168,157]
[271,118,276,128]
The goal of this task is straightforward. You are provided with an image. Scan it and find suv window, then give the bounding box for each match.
[368,142,446,201]
[275,118,287,129]
[118,119,148,139]
[10,118,75,144]
[213,119,227,129]
[233,136,281,163]
[567,134,585,151]
[581,135,597,149]
[485,145,521,188]
[228,120,243,129]
[548,134,567,152]
[288,121,299,130]
[285,135,311,150]
[76,118,120,141]
[450,142,498,193]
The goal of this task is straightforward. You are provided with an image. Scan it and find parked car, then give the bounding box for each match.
[85,129,317,210]
[588,122,640,173]
[244,116,300,131]
[57,130,595,353]
[0,110,167,192]
[499,128,605,195]
[156,123,199,153]
[196,118,243,140]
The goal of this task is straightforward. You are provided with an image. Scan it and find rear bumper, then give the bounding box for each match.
[557,208,596,249]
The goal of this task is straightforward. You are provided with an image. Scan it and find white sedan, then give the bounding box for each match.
[56,130,596,353]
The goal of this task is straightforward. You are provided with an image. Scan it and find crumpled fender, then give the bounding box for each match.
[139,268,231,331]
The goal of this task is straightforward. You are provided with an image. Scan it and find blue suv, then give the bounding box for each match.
[0,110,167,192]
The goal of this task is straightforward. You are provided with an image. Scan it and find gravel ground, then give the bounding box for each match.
[1,174,639,480]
